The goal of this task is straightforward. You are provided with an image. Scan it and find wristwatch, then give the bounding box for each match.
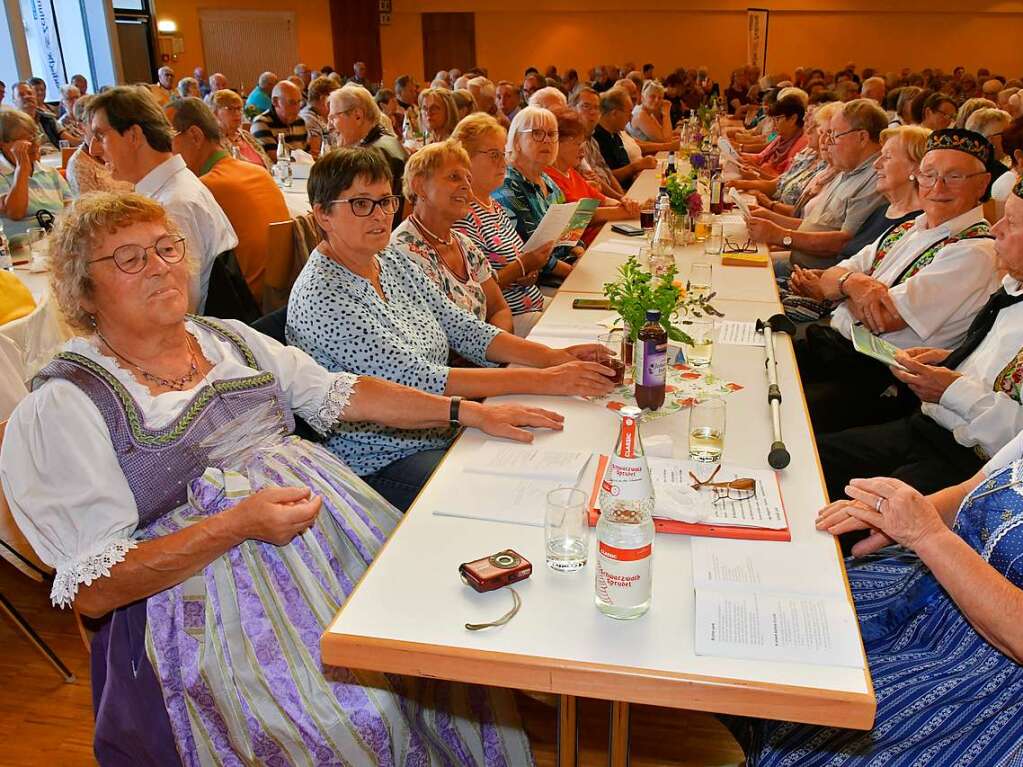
[449,396,463,426]
[781,234,793,248]
[837,271,854,297]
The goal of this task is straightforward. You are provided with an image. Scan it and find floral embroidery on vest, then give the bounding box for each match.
[869,221,992,285]
[994,347,1023,404]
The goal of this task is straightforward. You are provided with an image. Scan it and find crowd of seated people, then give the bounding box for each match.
[5,55,1023,767]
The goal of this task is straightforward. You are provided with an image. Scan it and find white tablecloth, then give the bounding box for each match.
[0,269,70,385]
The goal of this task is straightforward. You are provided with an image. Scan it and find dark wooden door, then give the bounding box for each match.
[328,0,382,83]
[421,13,475,82]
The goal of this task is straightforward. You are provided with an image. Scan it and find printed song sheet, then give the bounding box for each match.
[691,538,863,667]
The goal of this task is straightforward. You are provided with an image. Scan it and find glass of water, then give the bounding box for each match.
[703,223,724,255]
[545,487,589,572]
[689,397,726,463]
[686,317,715,367]
[689,262,713,299]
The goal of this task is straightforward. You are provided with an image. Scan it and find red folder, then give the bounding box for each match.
[587,455,791,542]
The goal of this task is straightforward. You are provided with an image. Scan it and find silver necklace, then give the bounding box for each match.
[96,328,200,391]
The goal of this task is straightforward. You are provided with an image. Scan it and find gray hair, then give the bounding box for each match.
[0,107,36,142]
[528,86,567,110]
[955,98,997,129]
[176,77,199,98]
[777,86,809,106]
[965,107,1012,138]
[330,84,381,123]
[468,76,495,101]
[59,84,81,102]
[73,94,94,122]
[569,86,598,107]
[506,105,556,157]
[258,71,278,89]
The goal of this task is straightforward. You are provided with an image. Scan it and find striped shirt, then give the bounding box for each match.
[0,157,71,242]
[453,199,545,315]
[250,109,309,154]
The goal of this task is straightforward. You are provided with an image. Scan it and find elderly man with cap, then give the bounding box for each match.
[795,128,1001,434]
[817,157,1023,504]
[250,79,308,162]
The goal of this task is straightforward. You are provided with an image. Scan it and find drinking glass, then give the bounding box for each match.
[597,329,626,385]
[640,206,656,238]
[689,397,726,463]
[703,223,724,255]
[685,318,715,367]
[545,488,589,572]
[694,213,712,243]
[689,262,713,299]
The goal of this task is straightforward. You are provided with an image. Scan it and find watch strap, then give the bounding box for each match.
[449,396,463,426]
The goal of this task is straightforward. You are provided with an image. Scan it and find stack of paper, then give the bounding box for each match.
[691,538,864,667]
[433,442,593,527]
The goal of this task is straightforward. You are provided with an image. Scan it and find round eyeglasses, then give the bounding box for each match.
[326,195,402,217]
[521,128,559,143]
[88,235,186,274]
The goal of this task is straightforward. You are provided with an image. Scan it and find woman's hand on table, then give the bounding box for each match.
[816,498,895,556]
[459,401,565,442]
[539,360,616,396]
[890,352,962,403]
[555,343,608,363]
[843,477,949,553]
[227,486,323,546]
[619,198,641,217]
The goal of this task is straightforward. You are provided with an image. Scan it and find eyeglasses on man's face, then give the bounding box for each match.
[89,235,186,274]
[326,195,401,217]
[914,169,988,189]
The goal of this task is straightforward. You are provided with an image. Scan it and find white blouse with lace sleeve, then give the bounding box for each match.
[0,319,357,607]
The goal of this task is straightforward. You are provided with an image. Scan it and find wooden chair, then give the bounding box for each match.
[0,420,76,681]
[263,219,296,313]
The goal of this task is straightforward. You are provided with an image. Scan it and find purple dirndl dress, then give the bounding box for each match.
[33,317,532,767]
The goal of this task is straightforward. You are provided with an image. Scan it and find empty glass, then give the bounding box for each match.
[703,222,724,255]
[545,488,589,572]
[689,397,726,463]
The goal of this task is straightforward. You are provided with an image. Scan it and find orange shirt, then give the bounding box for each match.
[199,152,290,299]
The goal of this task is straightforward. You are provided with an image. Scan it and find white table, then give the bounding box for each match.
[1,268,71,384]
[322,168,874,765]
[280,176,311,217]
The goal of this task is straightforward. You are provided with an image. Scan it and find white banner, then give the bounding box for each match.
[23,0,64,100]
[746,7,769,72]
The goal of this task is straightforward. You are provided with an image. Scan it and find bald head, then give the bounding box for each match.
[272,79,302,122]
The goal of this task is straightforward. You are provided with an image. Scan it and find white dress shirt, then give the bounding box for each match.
[134,155,238,311]
[831,206,1001,349]
[923,275,1023,458]
[0,320,356,606]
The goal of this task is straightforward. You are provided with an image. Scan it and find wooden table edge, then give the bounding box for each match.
[321,632,876,730]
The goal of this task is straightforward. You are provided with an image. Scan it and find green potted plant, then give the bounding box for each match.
[603,255,722,355]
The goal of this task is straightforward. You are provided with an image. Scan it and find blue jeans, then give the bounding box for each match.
[362,449,448,512]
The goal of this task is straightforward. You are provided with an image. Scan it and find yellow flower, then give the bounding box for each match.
[673,280,687,300]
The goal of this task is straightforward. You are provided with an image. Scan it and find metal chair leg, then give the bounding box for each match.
[0,591,76,683]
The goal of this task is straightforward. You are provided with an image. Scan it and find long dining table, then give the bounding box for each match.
[320,164,876,765]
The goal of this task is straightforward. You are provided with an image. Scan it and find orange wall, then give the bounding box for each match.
[379,0,1023,87]
[149,0,1023,92]
[151,0,334,82]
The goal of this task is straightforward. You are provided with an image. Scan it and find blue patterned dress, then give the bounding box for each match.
[730,459,1023,766]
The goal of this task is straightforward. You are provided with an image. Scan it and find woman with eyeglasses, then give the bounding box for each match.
[210,88,272,170]
[389,139,513,331]
[493,106,579,285]
[287,147,616,510]
[1,191,558,765]
[0,108,71,245]
[452,113,552,336]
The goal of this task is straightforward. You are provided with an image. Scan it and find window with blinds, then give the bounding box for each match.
[199,9,297,95]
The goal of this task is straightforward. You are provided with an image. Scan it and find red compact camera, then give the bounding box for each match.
[459,550,532,593]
